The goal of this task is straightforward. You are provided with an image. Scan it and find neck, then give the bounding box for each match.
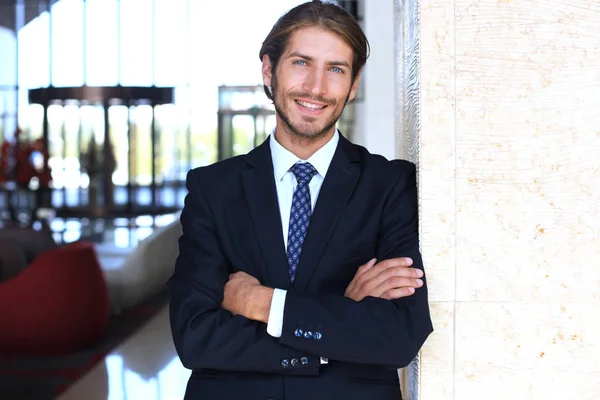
[274,126,336,160]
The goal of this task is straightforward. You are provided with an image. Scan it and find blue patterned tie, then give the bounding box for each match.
[286,162,318,283]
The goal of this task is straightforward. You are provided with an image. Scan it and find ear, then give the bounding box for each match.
[348,68,363,102]
[262,55,273,88]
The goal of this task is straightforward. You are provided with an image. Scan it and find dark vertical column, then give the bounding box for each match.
[129,104,136,213]
[217,111,223,162]
[151,105,157,210]
[103,101,113,211]
[61,102,66,205]
[42,103,49,174]
[218,111,233,162]
[42,102,52,214]
[253,112,258,148]
[126,104,133,213]
[77,104,83,206]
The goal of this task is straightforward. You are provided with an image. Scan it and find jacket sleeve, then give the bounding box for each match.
[167,169,320,372]
[277,161,433,368]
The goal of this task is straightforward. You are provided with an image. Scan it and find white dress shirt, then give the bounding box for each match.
[265,131,339,341]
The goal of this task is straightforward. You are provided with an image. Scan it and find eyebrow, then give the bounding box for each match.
[287,51,351,69]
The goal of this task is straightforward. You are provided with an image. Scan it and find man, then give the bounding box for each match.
[167,1,433,399]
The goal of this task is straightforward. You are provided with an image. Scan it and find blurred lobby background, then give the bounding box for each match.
[0,0,360,244]
[1,0,600,399]
[0,1,387,399]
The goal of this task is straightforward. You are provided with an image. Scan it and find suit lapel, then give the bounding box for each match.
[293,136,361,291]
[241,139,291,290]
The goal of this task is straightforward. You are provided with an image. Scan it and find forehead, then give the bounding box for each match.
[284,26,353,64]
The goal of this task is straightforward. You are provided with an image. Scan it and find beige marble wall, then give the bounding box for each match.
[396,0,600,398]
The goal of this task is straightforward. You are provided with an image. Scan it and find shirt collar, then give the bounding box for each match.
[270,130,339,182]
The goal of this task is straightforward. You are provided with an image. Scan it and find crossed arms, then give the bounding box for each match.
[167,163,433,372]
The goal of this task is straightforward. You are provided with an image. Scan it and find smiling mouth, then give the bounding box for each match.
[295,100,327,111]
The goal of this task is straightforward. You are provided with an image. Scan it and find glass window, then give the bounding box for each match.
[85,0,119,86]
[51,0,84,87]
[119,0,153,86]
[10,0,306,214]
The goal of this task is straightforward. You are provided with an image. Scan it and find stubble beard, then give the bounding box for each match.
[271,74,351,144]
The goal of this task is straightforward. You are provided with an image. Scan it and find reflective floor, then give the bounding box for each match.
[49,213,180,247]
[59,306,191,400]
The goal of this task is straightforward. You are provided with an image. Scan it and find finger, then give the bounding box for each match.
[385,257,413,268]
[390,267,423,279]
[363,278,414,299]
[377,266,423,281]
[362,266,420,292]
[377,257,413,268]
[361,257,413,281]
[354,258,377,278]
[382,286,415,300]
[388,277,423,289]
[359,267,423,298]
[349,258,418,298]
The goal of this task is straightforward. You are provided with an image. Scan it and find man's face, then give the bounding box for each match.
[262,26,361,141]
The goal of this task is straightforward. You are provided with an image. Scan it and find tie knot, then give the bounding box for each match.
[289,162,317,184]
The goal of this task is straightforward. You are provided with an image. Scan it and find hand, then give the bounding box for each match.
[344,257,424,301]
[222,271,273,323]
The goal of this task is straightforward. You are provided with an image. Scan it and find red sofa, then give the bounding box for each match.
[0,241,110,355]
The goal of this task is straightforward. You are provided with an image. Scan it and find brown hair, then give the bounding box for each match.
[259,0,369,101]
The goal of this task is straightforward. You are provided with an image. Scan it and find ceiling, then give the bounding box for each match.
[0,1,56,33]
[0,0,361,35]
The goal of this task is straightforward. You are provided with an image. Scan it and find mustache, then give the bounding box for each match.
[289,92,335,106]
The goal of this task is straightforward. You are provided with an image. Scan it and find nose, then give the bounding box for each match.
[303,69,326,97]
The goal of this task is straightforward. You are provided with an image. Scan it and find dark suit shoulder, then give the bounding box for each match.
[186,155,248,193]
[350,143,416,186]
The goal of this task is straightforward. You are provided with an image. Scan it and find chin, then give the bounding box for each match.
[275,103,338,141]
[289,123,334,141]
[295,117,336,135]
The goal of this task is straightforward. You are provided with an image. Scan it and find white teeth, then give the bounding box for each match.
[297,100,325,110]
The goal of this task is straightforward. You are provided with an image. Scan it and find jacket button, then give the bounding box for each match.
[301,356,309,365]
[281,359,289,368]
[303,331,313,339]
[291,358,299,367]
[313,331,322,340]
[294,328,303,337]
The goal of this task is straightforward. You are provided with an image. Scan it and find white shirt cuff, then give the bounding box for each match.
[266,288,287,338]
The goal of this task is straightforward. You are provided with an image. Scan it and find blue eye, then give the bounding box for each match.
[294,60,307,66]
[331,67,343,74]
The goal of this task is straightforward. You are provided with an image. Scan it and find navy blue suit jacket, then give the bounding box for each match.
[167,135,433,400]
